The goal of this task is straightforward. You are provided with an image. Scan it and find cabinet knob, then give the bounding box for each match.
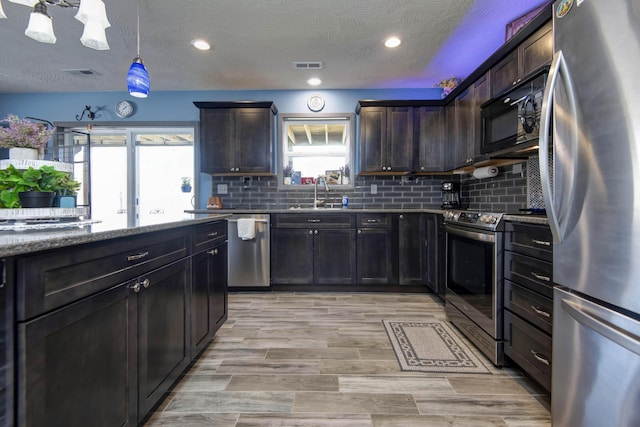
[207,248,218,256]
[387,166,392,170]
[132,282,141,293]
[142,278,150,288]
[314,230,318,234]
[309,230,314,234]
[357,229,362,234]
[382,166,387,171]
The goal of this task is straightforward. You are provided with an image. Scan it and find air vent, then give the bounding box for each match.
[63,69,100,76]
[292,62,323,70]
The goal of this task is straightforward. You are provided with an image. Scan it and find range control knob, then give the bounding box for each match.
[480,214,497,224]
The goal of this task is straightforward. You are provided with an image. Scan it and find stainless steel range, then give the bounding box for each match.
[443,209,504,366]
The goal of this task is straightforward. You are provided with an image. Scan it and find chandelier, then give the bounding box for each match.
[0,0,110,50]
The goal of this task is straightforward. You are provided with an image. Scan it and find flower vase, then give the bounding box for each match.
[9,147,39,160]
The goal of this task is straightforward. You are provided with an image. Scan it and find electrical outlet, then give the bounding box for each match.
[217,184,228,194]
[371,184,377,195]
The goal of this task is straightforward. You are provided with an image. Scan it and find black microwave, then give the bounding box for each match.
[481,70,548,155]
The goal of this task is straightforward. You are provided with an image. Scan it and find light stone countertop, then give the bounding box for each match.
[0,213,231,258]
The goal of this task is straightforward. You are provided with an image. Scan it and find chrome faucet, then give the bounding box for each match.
[314,175,330,208]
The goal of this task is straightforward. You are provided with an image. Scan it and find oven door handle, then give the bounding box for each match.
[445,225,495,243]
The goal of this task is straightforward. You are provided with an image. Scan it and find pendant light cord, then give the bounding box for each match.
[136,0,140,57]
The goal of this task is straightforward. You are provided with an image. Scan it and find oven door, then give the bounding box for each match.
[445,225,502,340]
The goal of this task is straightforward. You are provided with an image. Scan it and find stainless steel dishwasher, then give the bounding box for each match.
[227,214,270,288]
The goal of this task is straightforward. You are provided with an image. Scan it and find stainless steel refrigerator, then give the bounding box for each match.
[539,1,640,426]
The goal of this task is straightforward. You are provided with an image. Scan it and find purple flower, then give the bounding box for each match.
[0,114,55,154]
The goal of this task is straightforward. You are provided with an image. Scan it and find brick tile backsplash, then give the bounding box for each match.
[209,161,538,212]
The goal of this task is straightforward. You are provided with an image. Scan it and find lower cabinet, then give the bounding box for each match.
[13,220,228,427]
[18,281,136,427]
[425,213,446,298]
[398,213,425,285]
[271,214,356,285]
[191,246,228,352]
[136,259,190,421]
[356,214,396,284]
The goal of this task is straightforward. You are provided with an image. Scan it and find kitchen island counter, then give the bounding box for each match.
[0,213,231,257]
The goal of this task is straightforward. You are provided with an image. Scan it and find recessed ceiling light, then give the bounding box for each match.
[384,37,401,48]
[191,39,210,51]
[307,77,322,86]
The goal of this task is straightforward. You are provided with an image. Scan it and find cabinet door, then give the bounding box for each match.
[210,242,228,332]
[519,21,552,78]
[398,214,425,285]
[425,214,438,292]
[386,107,415,172]
[190,250,214,356]
[359,107,386,173]
[444,103,457,171]
[200,108,233,174]
[454,88,473,168]
[417,106,445,172]
[491,50,519,96]
[315,229,356,284]
[137,259,190,420]
[18,283,136,427]
[270,228,314,284]
[356,228,395,284]
[235,108,273,174]
[471,72,490,158]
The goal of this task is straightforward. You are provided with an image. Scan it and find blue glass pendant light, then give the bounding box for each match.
[127,0,149,98]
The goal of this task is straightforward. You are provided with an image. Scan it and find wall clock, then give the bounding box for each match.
[307,95,325,112]
[115,100,134,118]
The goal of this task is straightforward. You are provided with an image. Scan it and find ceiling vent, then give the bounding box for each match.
[292,62,323,70]
[63,69,100,76]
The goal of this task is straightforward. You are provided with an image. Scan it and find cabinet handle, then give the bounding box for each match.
[530,305,551,318]
[532,239,551,246]
[531,350,550,366]
[366,219,380,223]
[531,271,551,282]
[127,251,149,261]
[307,219,321,223]
[207,248,218,256]
[207,232,219,237]
[142,278,150,288]
[132,282,141,293]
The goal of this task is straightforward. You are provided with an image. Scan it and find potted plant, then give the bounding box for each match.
[0,114,55,160]
[0,165,77,208]
[436,76,460,98]
[181,177,192,192]
[53,173,81,207]
[283,164,293,185]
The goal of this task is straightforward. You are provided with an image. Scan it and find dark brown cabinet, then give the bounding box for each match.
[425,213,445,298]
[271,214,356,285]
[18,282,136,427]
[398,214,425,285]
[11,220,228,427]
[503,221,553,392]
[136,259,190,421]
[194,101,277,175]
[191,222,228,356]
[417,107,445,173]
[358,106,415,174]
[491,20,552,96]
[356,214,396,284]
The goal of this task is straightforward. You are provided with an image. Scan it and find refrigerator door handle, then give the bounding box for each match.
[539,50,580,244]
[561,298,640,356]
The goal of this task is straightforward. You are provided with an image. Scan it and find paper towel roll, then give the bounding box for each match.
[472,166,499,179]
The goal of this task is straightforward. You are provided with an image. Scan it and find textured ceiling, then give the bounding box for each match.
[0,0,549,93]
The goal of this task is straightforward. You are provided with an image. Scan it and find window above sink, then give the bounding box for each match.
[278,113,354,190]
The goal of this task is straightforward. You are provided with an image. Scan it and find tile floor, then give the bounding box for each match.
[145,292,551,426]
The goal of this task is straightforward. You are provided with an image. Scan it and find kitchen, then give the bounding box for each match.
[1,1,639,426]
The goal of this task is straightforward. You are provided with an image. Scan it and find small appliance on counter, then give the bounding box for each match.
[441,182,460,209]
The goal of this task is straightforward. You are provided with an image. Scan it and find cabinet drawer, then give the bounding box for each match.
[505,222,552,262]
[356,213,392,229]
[16,228,189,320]
[504,310,551,392]
[504,279,552,334]
[192,221,227,252]
[504,251,553,297]
[272,213,354,229]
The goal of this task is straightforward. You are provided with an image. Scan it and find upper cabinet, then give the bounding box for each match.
[194,101,277,175]
[417,106,445,173]
[357,105,415,175]
[491,20,553,97]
